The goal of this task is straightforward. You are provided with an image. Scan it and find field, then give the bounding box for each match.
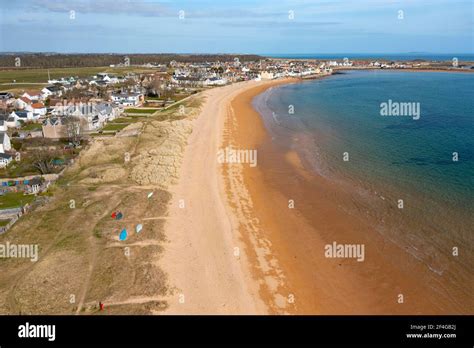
[124,108,158,114]
[20,123,43,131]
[0,66,158,93]
[0,192,36,209]
[0,95,203,314]
[102,123,129,132]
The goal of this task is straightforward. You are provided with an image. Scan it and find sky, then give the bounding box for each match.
[0,0,473,54]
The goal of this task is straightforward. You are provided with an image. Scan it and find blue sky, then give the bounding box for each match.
[0,0,473,54]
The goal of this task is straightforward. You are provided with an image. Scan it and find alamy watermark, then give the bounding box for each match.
[380,99,420,120]
[0,242,38,262]
[18,322,55,341]
[324,241,365,262]
[217,146,257,167]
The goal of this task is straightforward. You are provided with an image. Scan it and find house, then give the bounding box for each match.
[42,117,68,139]
[41,85,63,99]
[259,71,275,80]
[171,75,205,87]
[111,92,144,106]
[22,91,41,102]
[204,77,227,86]
[30,102,47,116]
[0,92,13,100]
[14,96,32,110]
[5,116,20,128]
[49,102,121,132]
[0,132,11,153]
[0,120,7,132]
[0,153,12,168]
[94,102,121,122]
[10,110,37,122]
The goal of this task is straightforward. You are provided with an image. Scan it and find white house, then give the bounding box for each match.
[41,85,63,99]
[10,110,37,122]
[14,96,32,110]
[5,116,20,128]
[111,92,143,106]
[204,77,227,86]
[21,91,41,101]
[0,132,11,153]
[0,153,12,168]
[30,103,47,116]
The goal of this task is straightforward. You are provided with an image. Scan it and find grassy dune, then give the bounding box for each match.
[0,95,202,315]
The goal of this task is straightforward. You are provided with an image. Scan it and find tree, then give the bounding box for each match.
[31,149,61,174]
[63,116,83,145]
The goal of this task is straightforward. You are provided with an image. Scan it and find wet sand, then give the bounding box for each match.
[225,79,468,314]
[162,77,470,315]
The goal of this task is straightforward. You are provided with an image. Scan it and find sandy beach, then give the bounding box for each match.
[161,81,276,314]
[162,77,470,315]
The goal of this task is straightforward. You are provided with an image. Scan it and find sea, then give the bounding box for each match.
[253,70,474,300]
[266,53,474,62]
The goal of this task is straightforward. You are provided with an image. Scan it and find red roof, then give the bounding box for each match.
[19,96,32,104]
[31,103,45,109]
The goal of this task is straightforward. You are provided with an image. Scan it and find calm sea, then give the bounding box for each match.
[266,53,474,61]
[254,70,473,284]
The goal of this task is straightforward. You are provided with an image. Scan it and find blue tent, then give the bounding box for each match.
[119,229,127,241]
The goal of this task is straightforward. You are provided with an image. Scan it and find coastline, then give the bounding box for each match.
[160,74,471,315]
[224,77,471,314]
[160,80,284,314]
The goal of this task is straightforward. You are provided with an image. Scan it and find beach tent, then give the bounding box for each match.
[136,224,143,233]
[111,211,123,220]
[119,229,127,241]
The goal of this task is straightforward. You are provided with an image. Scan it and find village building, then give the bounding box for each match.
[0,153,13,168]
[110,92,144,106]
[14,96,32,110]
[21,91,41,102]
[42,117,68,139]
[29,102,47,116]
[0,132,12,153]
[0,92,14,100]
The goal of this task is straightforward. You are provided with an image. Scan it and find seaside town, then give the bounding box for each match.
[0,55,471,233]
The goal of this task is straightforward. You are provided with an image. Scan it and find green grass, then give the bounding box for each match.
[125,108,158,114]
[102,123,128,131]
[0,83,49,93]
[90,132,115,137]
[0,192,36,209]
[0,66,157,85]
[0,161,38,178]
[110,117,143,124]
[21,123,43,131]
[0,219,11,227]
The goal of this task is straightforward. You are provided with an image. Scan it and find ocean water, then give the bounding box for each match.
[254,70,473,284]
[266,53,474,62]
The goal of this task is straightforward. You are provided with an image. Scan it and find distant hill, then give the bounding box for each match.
[0,53,263,69]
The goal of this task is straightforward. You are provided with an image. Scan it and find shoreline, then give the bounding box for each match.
[225,78,471,314]
[160,80,285,314]
[161,73,471,314]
